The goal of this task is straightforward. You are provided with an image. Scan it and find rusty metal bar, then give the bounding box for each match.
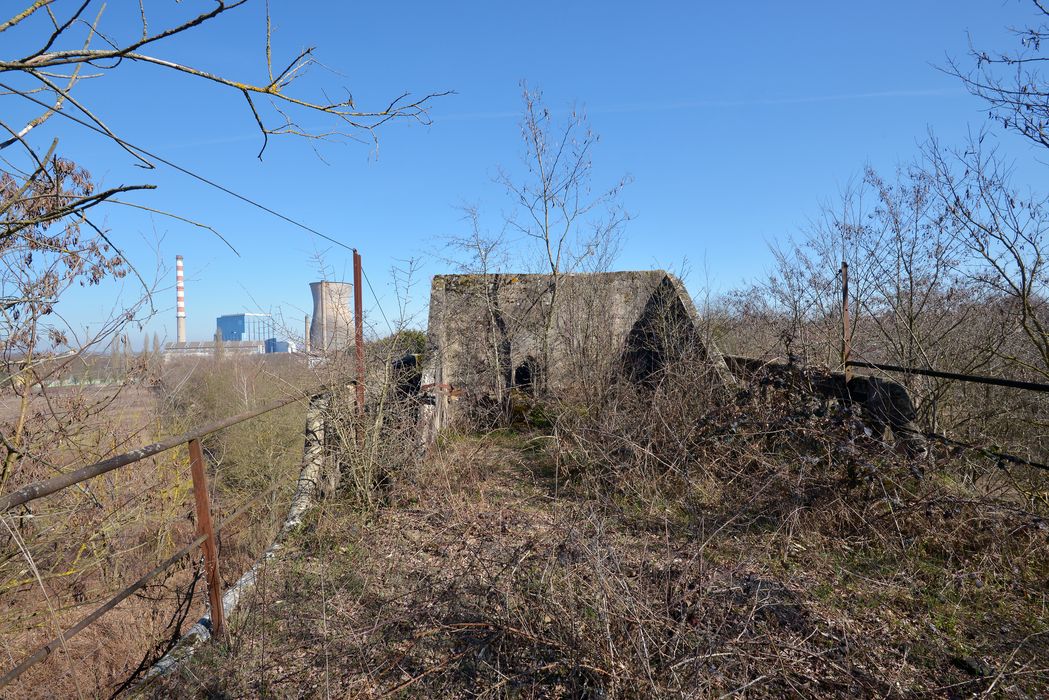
[841,260,851,382]
[352,251,366,450]
[352,249,366,416]
[721,353,1049,471]
[723,352,1049,395]
[188,439,225,640]
[0,532,207,691]
[0,477,289,690]
[0,389,319,512]
[845,359,1049,394]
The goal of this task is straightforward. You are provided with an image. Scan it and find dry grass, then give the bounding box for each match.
[0,357,311,698]
[159,363,1048,698]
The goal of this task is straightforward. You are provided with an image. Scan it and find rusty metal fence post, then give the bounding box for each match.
[188,438,226,639]
[352,250,366,415]
[352,250,366,447]
[841,260,852,382]
[0,389,323,688]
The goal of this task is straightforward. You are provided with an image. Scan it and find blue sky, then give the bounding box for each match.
[10,1,1047,345]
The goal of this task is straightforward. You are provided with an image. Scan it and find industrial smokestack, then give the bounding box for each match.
[176,255,186,344]
[309,281,353,352]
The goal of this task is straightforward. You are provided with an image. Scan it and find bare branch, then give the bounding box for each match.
[0,1,55,34]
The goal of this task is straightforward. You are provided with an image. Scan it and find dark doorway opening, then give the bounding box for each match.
[513,357,539,394]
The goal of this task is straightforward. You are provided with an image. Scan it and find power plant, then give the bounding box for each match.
[164,256,355,358]
[164,255,299,358]
[309,281,354,352]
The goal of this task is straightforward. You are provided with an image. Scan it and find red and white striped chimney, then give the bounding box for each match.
[176,255,186,344]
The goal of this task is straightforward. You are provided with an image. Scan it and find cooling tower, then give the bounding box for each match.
[309,281,353,352]
[176,255,186,344]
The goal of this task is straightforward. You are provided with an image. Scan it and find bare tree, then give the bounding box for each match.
[0,4,446,692]
[0,2,444,157]
[497,83,630,389]
[732,179,877,366]
[949,1,1049,152]
[442,206,513,413]
[723,159,1020,437]
[924,135,1049,380]
[0,0,445,489]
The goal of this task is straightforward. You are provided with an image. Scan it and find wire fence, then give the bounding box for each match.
[844,359,1049,395]
[0,386,324,690]
[831,260,1048,471]
[724,353,1049,472]
[844,359,1049,471]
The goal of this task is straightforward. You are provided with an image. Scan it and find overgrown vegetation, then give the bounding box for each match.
[0,2,441,694]
[0,354,315,696]
[7,2,1049,698]
[158,7,1049,696]
[715,3,1049,465]
[155,7,1049,696]
[163,352,1048,697]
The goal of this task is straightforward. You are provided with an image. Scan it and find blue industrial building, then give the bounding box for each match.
[216,313,275,342]
[215,313,296,354]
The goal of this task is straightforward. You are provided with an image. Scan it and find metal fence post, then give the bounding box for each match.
[841,260,852,382]
[352,250,366,449]
[188,438,225,639]
[352,249,366,416]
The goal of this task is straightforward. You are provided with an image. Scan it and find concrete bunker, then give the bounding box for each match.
[419,270,734,439]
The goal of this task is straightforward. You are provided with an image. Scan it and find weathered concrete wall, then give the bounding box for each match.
[421,270,733,437]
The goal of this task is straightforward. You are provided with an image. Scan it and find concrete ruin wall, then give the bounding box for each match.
[421,270,733,438]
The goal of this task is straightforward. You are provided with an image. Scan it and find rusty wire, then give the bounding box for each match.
[0,469,294,689]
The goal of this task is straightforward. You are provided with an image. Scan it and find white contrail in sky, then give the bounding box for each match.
[155,87,963,149]
[437,87,964,121]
